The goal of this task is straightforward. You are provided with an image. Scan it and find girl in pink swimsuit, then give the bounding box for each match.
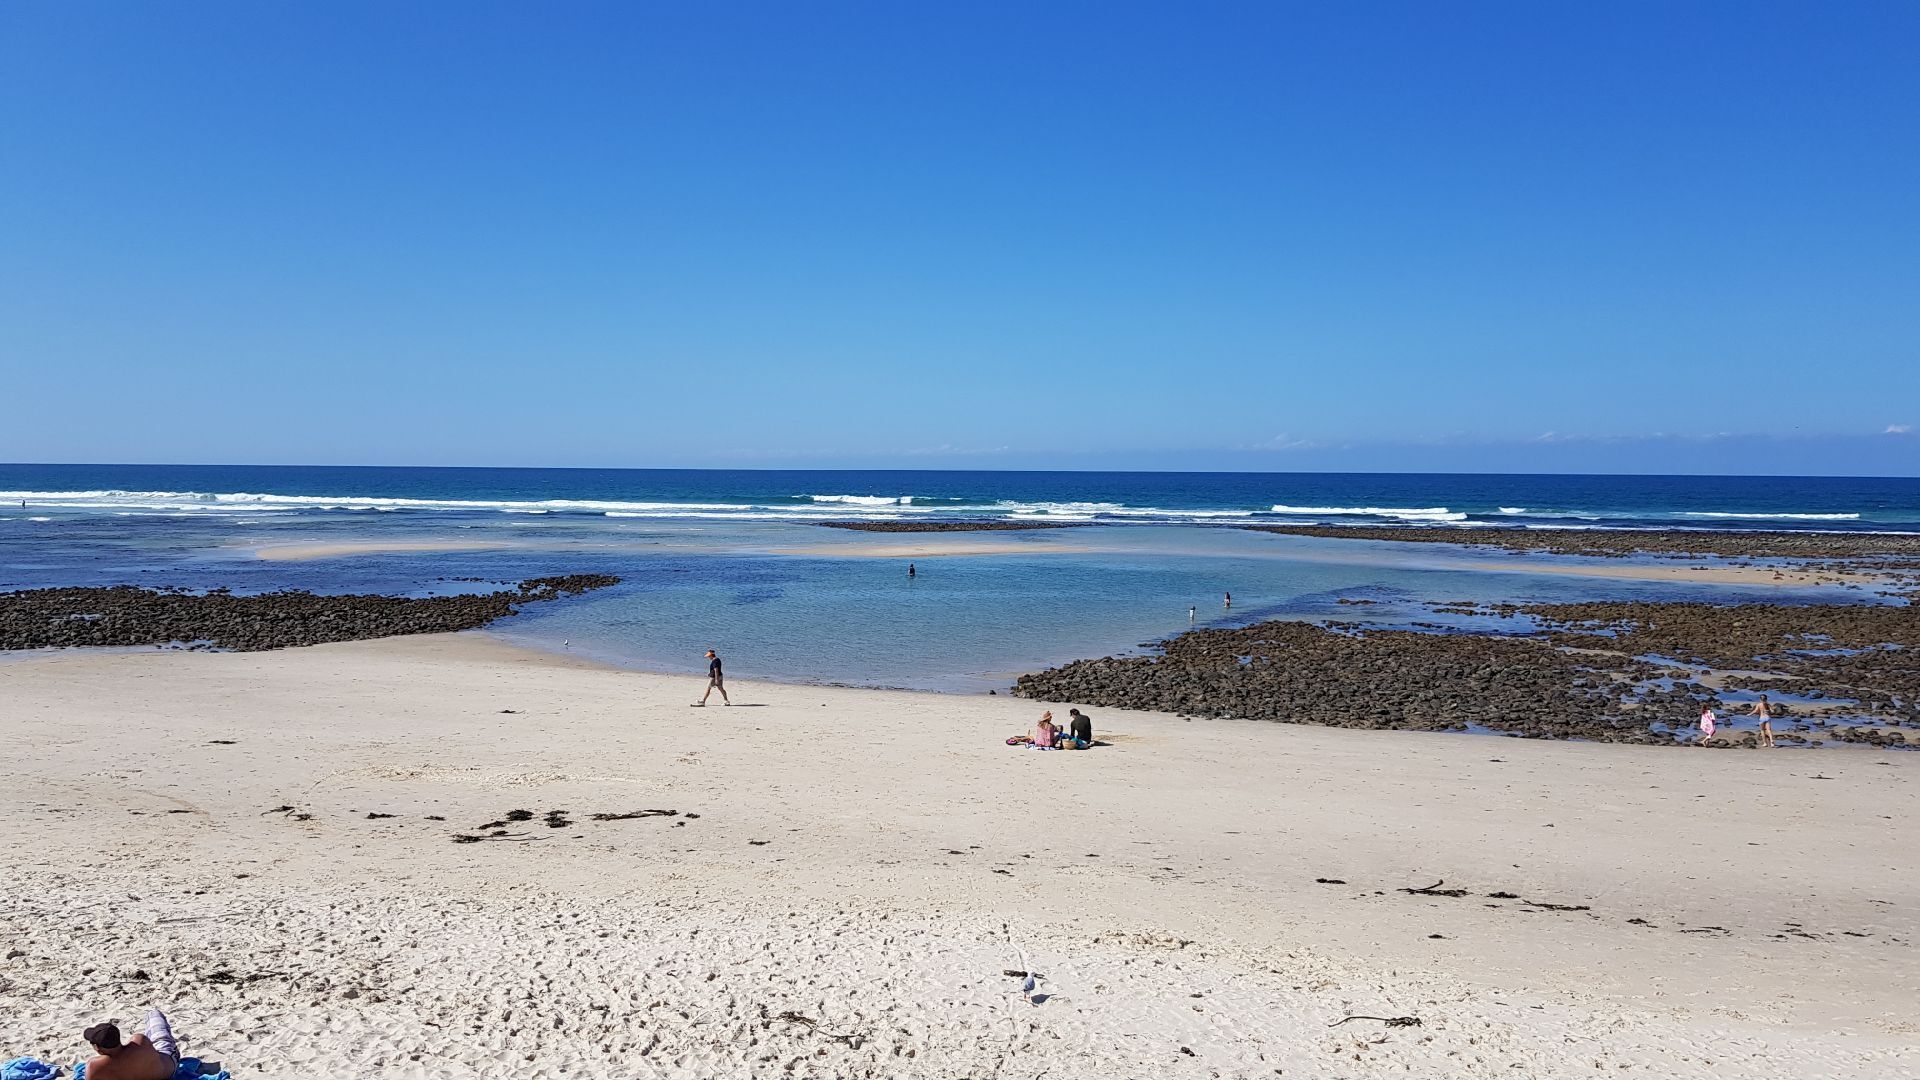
[1698,705,1716,745]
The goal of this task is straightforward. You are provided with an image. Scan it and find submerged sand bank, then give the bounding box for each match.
[1,634,1912,1077]
[771,538,1098,558]
[250,539,524,561]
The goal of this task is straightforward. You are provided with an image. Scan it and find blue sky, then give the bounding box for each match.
[2,2,1916,473]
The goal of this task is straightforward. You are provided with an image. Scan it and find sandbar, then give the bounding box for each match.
[771,538,1097,558]
[248,539,523,561]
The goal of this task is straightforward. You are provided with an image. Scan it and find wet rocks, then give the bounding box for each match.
[1239,525,1920,562]
[0,574,619,652]
[1015,621,1648,741]
[1015,596,1920,746]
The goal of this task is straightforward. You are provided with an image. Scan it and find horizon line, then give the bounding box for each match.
[4,461,1918,481]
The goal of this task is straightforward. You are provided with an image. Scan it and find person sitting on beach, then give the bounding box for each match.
[82,1011,179,1080]
[1033,712,1059,749]
[1068,708,1093,746]
[1747,694,1777,747]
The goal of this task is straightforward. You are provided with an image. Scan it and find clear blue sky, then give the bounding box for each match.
[3,2,1916,473]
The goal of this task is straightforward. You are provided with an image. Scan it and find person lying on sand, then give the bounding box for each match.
[82,1010,179,1080]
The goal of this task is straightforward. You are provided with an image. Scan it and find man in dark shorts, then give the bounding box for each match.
[81,1011,180,1080]
[697,649,730,706]
[1068,708,1093,745]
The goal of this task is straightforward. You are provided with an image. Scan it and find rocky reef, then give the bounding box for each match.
[1240,524,1920,562]
[0,575,619,652]
[1015,598,1920,748]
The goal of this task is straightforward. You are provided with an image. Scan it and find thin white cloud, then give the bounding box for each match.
[900,444,1010,457]
[1886,424,1914,435]
[1248,433,1319,451]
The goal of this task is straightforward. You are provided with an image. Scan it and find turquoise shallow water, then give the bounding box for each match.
[0,466,1896,690]
[0,512,1864,691]
[481,525,1865,690]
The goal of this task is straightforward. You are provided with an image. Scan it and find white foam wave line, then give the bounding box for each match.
[0,490,947,516]
[608,511,924,522]
[1679,512,1862,521]
[801,494,916,505]
[1094,507,1258,519]
[1267,504,1469,523]
[990,501,1127,516]
[1498,507,1527,515]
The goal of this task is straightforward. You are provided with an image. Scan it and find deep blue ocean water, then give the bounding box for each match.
[3,465,1912,692]
[4,464,1919,528]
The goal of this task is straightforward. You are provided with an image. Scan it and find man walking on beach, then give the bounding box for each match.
[697,649,729,706]
[81,1010,180,1080]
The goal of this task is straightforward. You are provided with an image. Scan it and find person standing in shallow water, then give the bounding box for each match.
[1224,591,1232,610]
[1747,694,1777,747]
[697,649,729,706]
[908,562,916,578]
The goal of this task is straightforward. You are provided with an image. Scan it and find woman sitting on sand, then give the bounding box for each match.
[1032,712,1060,749]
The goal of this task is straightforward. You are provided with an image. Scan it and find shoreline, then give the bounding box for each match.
[2,632,1911,1076]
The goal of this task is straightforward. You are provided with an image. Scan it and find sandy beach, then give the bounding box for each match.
[2,633,1913,1078]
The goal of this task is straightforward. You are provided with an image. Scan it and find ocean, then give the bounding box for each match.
[4,464,1919,528]
[3,464,1914,690]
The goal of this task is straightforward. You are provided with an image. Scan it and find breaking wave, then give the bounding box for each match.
[1267,504,1469,523]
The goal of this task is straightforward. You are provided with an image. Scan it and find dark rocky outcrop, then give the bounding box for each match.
[1015,598,1920,747]
[1240,524,1920,562]
[0,575,619,652]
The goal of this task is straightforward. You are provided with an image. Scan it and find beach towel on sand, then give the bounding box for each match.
[3,1059,60,1080]
[68,1057,229,1080]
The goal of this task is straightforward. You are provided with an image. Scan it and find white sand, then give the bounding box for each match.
[2,634,1913,1078]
